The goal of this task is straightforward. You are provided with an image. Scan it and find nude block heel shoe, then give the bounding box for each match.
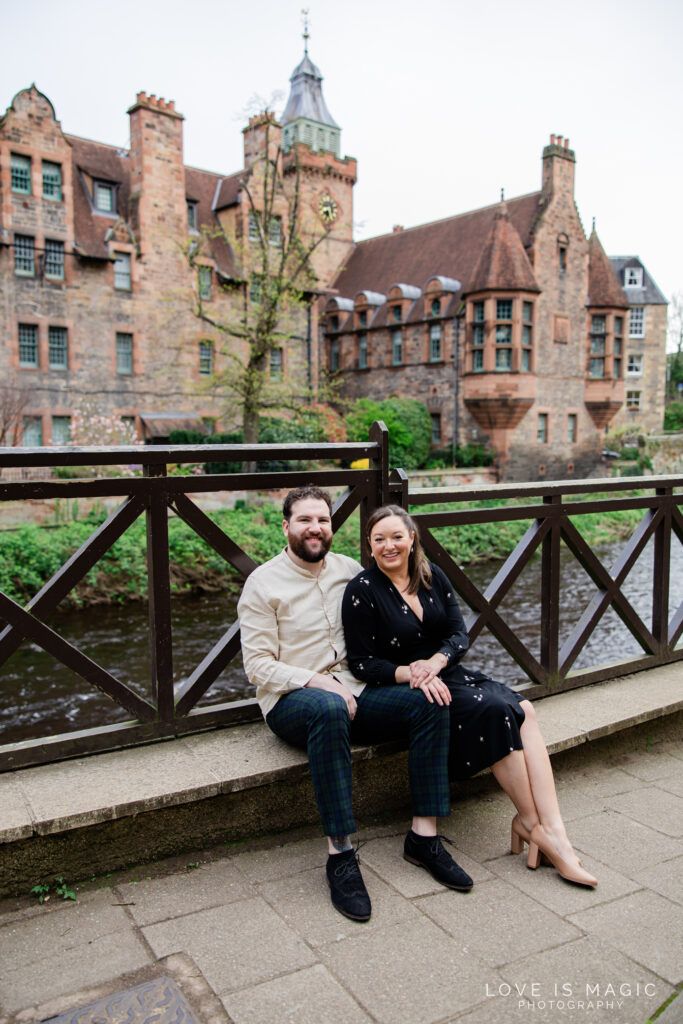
[528,824,597,888]
[510,814,531,856]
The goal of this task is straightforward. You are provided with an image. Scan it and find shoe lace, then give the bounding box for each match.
[425,834,455,863]
[331,844,366,893]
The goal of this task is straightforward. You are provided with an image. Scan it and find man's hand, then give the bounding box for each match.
[305,673,358,719]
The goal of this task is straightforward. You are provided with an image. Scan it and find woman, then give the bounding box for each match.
[342,504,597,888]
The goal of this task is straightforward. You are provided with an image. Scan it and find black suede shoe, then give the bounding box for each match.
[326,848,371,921]
[403,831,473,891]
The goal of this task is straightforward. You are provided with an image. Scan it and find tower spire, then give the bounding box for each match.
[302,9,309,56]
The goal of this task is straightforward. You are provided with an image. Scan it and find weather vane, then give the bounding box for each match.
[301,9,310,54]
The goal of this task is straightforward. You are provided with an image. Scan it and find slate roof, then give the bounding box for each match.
[588,230,629,309]
[282,51,339,128]
[331,191,544,300]
[68,135,131,260]
[609,256,668,305]
[65,135,240,277]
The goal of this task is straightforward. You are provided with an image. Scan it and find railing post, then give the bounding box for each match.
[144,462,174,720]
[652,486,671,656]
[360,421,390,564]
[540,494,561,685]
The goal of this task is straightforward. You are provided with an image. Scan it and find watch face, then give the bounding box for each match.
[318,193,338,224]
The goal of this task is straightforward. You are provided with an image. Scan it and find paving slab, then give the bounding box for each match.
[357,834,493,898]
[630,853,683,905]
[563,809,683,875]
[609,748,683,782]
[486,850,640,916]
[438,791,516,863]
[0,892,138,971]
[257,864,419,947]
[604,785,683,836]
[15,742,221,834]
[221,963,373,1024]
[568,890,683,986]
[116,858,256,926]
[416,877,581,968]
[657,771,683,797]
[561,764,649,799]
[142,896,317,997]
[235,834,328,884]
[495,934,671,1024]
[318,915,499,1024]
[0,929,151,1015]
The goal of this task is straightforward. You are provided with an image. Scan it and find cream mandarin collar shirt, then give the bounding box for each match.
[237,548,365,717]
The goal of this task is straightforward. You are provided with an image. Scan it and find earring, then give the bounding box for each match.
[410,546,414,553]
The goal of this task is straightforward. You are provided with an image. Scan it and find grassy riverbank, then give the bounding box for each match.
[0,498,644,607]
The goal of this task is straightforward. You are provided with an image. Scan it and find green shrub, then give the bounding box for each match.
[345,398,431,469]
[663,402,683,431]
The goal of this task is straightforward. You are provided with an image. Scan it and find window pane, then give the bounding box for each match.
[567,413,577,443]
[270,348,283,379]
[495,324,512,344]
[473,301,485,323]
[49,326,68,368]
[392,306,402,323]
[430,324,441,361]
[52,415,71,445]
[392,328,402,365]
[629,307,645,337]
[22,417,43,446]
[248,211,259,241]
[430,298,441,317]
[187,202,197,230]
[495,348,512,370]
[430,413,441,444]
[537,413,548,443]
[358,334,368,369]
[198,266,211,299]
[522,325,532,347]
[42,161,62,199]
[199,340,213,376]
[94,182,114,212]
[11,153,31,194]
[591,315,606,333]
[614,316,623,335]
[114,252,131,289]
[330,339,339,371]
[45,240,64,280]
[473,324,484,346]
[614,359,621,378]
[14,235,35,275]
[523,301,533,322]
[521,349,530,371]
[269,216,282,247]
[19,323,38,366]
[589,357,605,377]
[496,299,512,320]
[590,336,605,355]
[473,349,484,372]
[116,333,133,374]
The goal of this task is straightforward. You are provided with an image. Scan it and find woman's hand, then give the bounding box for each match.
[409,654,448,688]
[415,676,451,706]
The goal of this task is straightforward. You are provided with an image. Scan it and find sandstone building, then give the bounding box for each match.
[0,47,667,479]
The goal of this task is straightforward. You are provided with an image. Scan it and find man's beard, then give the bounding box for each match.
[288,532,332,563]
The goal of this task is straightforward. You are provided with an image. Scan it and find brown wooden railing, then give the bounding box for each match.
[0,421,681,770]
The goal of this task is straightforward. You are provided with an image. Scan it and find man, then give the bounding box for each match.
[237,486,472,922]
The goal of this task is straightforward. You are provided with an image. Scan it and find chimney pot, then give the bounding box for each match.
[564,137,569,149]
[550,134,556,144]
[393,224,404,233]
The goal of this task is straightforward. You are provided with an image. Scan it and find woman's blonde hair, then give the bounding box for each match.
[365,504,432,594]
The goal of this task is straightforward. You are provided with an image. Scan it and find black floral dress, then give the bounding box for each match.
[342,562,526,779]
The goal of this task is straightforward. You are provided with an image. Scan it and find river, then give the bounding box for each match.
[1,538,681,744]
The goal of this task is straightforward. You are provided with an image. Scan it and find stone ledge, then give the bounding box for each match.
[0,666,680,897]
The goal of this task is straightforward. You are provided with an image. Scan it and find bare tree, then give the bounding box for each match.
[667,290,683,401]
[186,115,332,444]
[0,372,33,447]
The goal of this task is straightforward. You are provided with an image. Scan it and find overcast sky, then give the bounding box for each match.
[3,0,681,333]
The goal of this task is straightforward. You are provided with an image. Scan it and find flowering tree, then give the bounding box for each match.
[66,401,141,477]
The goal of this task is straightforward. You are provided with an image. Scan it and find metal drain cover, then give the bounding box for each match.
[43,975,200,1024]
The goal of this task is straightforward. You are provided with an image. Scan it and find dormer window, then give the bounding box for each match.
[329,315,339,332]
[358,310,367,328]
[392,306,402,323]
[93,181,116,213]
[624,267,643,288]
[430,299,441,318]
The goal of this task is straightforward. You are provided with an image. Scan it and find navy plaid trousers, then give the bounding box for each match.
[266,684,451,837]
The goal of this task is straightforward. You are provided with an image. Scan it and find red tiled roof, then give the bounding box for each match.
[588,230,629,309]
[332,192,544,299]
[214,171,243,210]
[466,202,539,294]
